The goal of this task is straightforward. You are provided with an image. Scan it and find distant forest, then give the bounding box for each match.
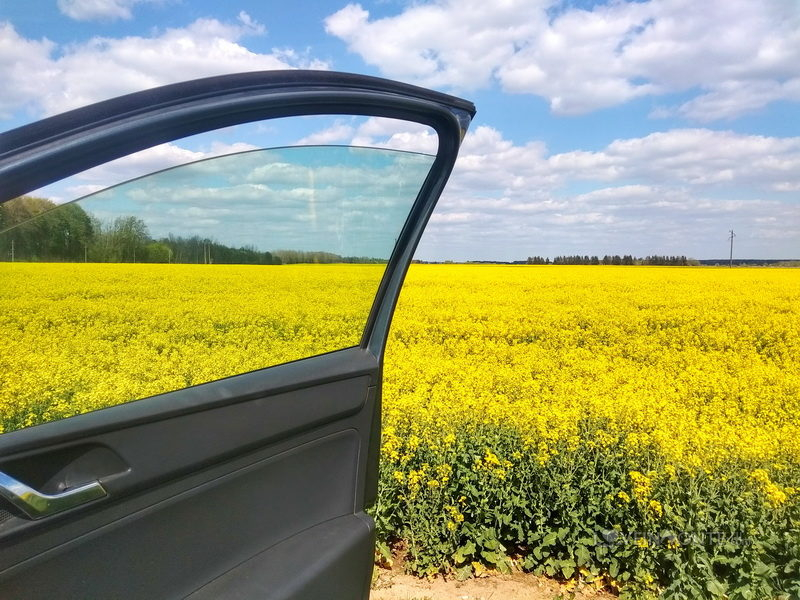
[0,196,384,265]
[525,254,699,266]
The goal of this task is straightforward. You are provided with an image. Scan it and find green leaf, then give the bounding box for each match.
[706,579,727,597]
[753,561,772,576]
[575,546,591,566]
[609,558,619,578]
[482,537,499,551]
[455,565,472,581]
[542,531,558,547]
[376,541,393,565]
[497,557,512,574]
[453,540,476,564]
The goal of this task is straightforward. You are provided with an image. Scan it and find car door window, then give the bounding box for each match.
[0,144,435,433]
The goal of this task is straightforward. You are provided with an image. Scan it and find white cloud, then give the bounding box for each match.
[207,141,261,155]
[351,117,438,153]
[0,23,56,118]
[326,0,800,120]
[296,117,438,154]
[57,0,161,21]
[0,14,328,118]
[64,184,107,199]
[548,129,800,189]
[296,122,355,145]
[73,143,208,188]
[326,0,542,90]
[674,80,800,121]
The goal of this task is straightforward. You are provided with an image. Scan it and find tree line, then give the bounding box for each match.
[526,254,699,266]
[0,196,380,265]
[271,250,386,264]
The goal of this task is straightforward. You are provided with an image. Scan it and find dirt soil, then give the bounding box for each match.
[371,567,615,600]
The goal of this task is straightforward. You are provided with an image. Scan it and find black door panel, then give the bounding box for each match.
[187,514,375,600]
[1,431,364,598]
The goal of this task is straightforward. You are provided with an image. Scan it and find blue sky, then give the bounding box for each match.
[1,0,799,260]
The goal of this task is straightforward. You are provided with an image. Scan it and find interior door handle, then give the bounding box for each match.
[0,470,107,520]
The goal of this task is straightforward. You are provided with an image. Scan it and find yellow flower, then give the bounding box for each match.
[749,469,791,507]
[649,500,663,518]
[666,538,680,550]
[484,450,501,466]
[629,471,653,502]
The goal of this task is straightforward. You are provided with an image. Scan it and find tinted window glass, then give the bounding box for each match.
[0,145,434,433]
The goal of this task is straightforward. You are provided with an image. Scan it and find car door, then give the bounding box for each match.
[0,71,474,599]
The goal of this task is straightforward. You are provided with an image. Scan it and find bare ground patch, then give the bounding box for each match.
[371,566,615,600]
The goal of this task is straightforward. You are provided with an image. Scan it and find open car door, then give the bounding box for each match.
[0,72,474,599]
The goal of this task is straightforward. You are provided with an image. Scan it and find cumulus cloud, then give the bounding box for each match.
[296,117,439,154]
[296,122,356,145]
[0,14,327,118]
[549,129,800,189]
[326,0,542,90]
[326,0,800,120]
[0,23,56,118]
[57,0,161,21]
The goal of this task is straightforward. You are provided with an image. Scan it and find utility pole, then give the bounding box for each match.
[10,239,14,262]
[728,230,735,268]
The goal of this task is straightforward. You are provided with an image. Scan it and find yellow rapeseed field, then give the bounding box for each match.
[0,262,383,431]
[1,262,798,598]
[385,264,800,469]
